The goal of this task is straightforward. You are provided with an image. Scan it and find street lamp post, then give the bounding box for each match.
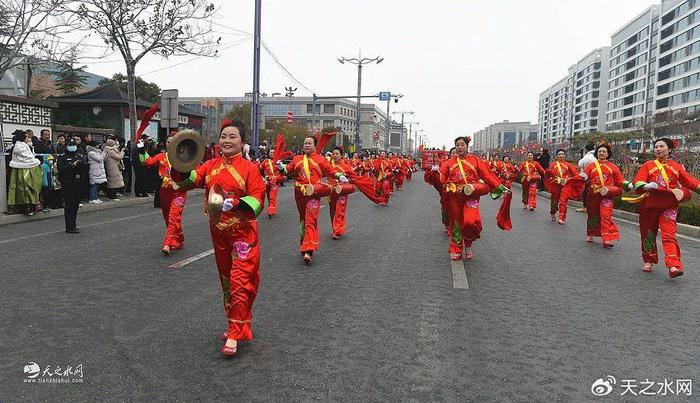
[338,51,383,152]
[251,0,262,150]
[392,110,414,154]
[405,121,419,155]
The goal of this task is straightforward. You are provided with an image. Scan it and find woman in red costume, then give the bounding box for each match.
[328,146,356,239]
[174,121,266,357]
[372,151,392,205]
[440,137,508,261]
[630,138,700,278]
[425,147,456,233]
[138,133,188,255]
[277,136,348,264]
[580,144,631,248]
[259,147,284,218]
[519,151,546,211]
[545,149,579,224]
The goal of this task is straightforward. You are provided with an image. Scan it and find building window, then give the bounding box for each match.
[323,104,335,114]
[307,104,321,114]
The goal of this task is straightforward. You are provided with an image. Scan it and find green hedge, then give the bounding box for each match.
[613,197,700,227]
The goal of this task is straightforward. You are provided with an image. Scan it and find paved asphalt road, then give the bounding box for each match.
[1,178,698,401]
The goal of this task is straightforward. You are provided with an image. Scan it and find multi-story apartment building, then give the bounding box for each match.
[472,120,539,153]
[570,47,611,135]
[538,47,611,146]
[180,95,387,150]
[538,77,571,145]
[605,6,660,131]
[656,0,700,115]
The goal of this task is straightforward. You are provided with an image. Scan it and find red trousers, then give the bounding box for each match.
[445,192,482,257]
[395,172,405,189]
[265,182,279,215]
[521,181,538,209]
[585,193,619,242]
[558,185,572,221]
[375,178,391,202]
[210,221,260,341]
[440,193,449,230]
[639,207,682,270]
[407,170,413,181]
[159,187,186,249]
[550,183,563,216]
[294,188,321,252]
[329,193,348,237]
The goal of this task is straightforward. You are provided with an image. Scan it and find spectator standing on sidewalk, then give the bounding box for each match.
[57,138,86,233]
[8,130,42,215]
[33,129,55,158]
[131,134,149,197]
[40,155,54,212]
[537,149,551,191]
[104,138,125,200]
[86,140,107,204]
[56,133,67,154]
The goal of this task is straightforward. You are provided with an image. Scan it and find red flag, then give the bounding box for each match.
[273,134,286,162]
[561,177,586,201]
[316,131,336,152]
[136,103,160,142]
[346,170,386,204]
[496,191,512,231]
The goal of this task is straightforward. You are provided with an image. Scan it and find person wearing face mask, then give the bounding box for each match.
[627,138,700,278]
[172,120,265,357]
[580,144,632,249]
[518,151,546,211]
[8,130,42,215]
[276,134,348,265]
[139,132,188,255]
[545,149,580,223]
[57,138,86,233]
[440,136,508,261]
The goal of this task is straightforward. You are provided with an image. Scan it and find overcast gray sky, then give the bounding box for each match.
[83,0,658,148]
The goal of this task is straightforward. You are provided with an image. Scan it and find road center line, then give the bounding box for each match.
[167,249,214,269]
[451,259,469,289]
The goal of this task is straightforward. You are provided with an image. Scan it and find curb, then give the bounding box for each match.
[0,189,205,228]
[511,183,700,239]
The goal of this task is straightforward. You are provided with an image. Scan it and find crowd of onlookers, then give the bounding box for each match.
[3,129,169,221]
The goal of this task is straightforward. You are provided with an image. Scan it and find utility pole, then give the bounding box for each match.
[392,110,414,154]
[405,121,419,155]
[414,129,425,157]
[251,0,262,151]
[338,51,383,152]
[285,86,297,125]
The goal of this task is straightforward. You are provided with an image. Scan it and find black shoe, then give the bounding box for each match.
[65,228,80,234]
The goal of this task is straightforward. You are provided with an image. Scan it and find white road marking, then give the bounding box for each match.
[167,249,214,269]
[451,259,469,289]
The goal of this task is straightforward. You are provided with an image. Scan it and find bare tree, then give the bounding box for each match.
[0,0,78,213]
[0,0,77,82]
[71,0,220,141]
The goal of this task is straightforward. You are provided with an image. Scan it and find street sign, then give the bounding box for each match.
[379,92,390,101]
[160,89,179,129]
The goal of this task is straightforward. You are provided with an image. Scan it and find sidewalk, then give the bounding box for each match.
[0,189,204,228]
[512,183,700,239]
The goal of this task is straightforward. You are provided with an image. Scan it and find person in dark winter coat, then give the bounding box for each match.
[57,138,87,233]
